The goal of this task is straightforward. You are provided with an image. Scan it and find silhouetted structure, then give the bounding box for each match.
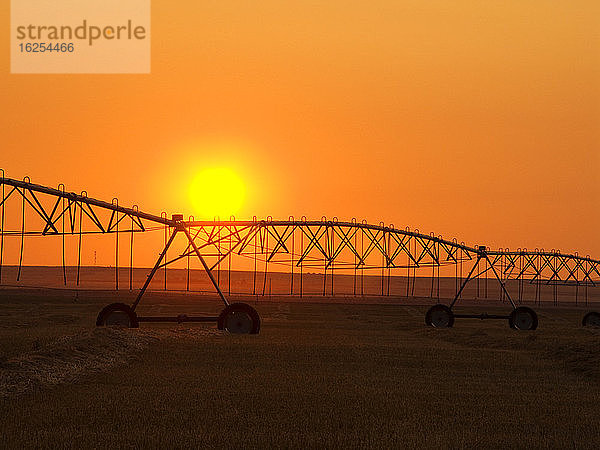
[1,173,599,331]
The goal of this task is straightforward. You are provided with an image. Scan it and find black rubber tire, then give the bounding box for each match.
[509,306,538,330]
[425,304,454,328]
[96,303,139,328]
[582,311,600,327]
[217,303,260,334]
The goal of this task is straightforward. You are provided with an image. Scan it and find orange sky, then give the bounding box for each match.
[1,0,599,264]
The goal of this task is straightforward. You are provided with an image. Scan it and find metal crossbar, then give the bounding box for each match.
[1,176,599,310]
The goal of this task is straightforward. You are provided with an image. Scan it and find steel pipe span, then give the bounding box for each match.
[1,174,599,331]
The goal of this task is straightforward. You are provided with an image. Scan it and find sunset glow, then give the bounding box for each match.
[188,167,245,219]
[2,1,599,444]
[1,0,598,263]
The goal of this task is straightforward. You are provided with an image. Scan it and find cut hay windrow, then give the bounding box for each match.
[0,327,159,398]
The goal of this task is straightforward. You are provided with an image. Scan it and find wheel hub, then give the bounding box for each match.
[513,311,534,330]
[430,310,451,327]
[224,311,253,334]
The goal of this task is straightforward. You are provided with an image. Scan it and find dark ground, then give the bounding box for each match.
[1,287,599,448]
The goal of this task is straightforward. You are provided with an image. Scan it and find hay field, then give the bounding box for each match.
[1,286,600,448]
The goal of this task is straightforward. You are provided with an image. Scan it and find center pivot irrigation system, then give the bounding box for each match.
[1,174,599,333]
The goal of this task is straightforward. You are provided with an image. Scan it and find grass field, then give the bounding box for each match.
[1,286,600,448]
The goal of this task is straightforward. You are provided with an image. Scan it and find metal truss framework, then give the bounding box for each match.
[1,175,599,310]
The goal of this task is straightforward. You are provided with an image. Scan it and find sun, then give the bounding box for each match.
[188,167,246,219]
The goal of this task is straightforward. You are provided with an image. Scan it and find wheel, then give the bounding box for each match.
[96,303,139,328]
[425,304,454,328]
[217,303,260,334]
[509,306,538,330]
[582,311,600,327]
